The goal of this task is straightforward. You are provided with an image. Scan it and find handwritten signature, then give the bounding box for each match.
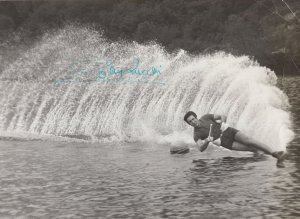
[54,57,165,85]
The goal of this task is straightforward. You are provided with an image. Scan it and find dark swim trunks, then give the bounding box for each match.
[220,127,239,150]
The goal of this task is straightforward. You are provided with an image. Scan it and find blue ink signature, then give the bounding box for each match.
[54,57,165,85]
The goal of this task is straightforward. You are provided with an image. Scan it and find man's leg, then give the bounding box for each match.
[231,142,258,152]
[232,131,286,167]
[233,131,275,155]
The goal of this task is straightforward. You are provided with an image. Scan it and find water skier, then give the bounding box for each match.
[184,111,286,167]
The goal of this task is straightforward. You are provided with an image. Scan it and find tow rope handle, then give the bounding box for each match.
[209,124,212,138]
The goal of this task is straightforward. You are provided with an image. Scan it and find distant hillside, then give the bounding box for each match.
[0,0,299,75]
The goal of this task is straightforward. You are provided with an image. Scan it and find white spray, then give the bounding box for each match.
[0,25,294,150]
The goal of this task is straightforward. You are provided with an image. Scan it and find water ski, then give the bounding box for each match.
[170,145,190,154]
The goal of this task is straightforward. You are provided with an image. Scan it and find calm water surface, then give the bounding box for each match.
[0,77,299,219]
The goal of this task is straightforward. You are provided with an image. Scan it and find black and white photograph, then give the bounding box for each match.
[0,0,299,218]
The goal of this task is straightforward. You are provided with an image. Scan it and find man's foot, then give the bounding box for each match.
[272,151,287,168]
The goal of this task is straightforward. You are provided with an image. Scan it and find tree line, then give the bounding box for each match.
[0,0,299,75]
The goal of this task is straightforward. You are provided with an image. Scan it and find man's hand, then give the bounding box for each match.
[213,114,227,123]
[197,138,210,152]
[206,136,213,142]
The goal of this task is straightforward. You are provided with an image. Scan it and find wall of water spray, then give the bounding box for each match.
[0,25,294,150]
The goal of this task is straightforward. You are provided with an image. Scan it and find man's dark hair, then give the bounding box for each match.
[184,111,197,124]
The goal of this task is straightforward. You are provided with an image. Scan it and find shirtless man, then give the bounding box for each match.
[184,111,286,167]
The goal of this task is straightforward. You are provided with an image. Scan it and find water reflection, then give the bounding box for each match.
[190,155,267,173]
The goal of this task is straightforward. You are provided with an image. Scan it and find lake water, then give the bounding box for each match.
[0,77,299,218]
